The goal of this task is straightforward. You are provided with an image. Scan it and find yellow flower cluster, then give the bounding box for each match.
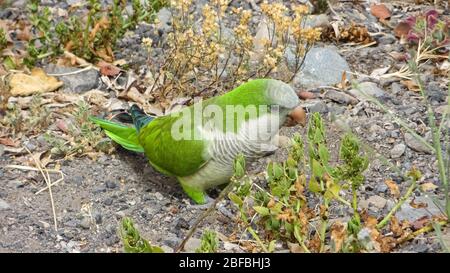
[142,37,153,53]
[202,4,219,38]
[233,8,253,51]
[147,0,321,98]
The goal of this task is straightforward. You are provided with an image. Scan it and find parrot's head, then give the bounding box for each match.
[264,79,306,127]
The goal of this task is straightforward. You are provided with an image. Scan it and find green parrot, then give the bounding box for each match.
[90,79,304,204]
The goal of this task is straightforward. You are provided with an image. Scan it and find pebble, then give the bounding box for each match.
[103,198,113,206]
[183,237,202,253]
[79,217,91,229]
[0,199,11,210]
[367,195,387,209]
[324,90,358,105]
[106,181,117,189]
[348,82,386,101]
[404,133,433,154]
[390,143,406,158]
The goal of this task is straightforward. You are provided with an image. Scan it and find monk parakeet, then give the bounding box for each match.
[90,79,304,204]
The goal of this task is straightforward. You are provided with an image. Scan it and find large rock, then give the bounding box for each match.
[396,196,444,222]
[289,47,351,89]
[44,64,99,93]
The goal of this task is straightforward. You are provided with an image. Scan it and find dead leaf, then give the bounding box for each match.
[364,215,379,228]
[409,198,428,209]
[10,68,63,96]
[411,216,430,230]
[420,182,438,192]
[55,119,70,133]
[390,216,403,237]
[287,242,304,253]
[97,60,121,76]
[0,137,19,147]
[385,179,400,198]
[370,4,391,20]
[379,236,396,253]
[370,66,390,78]
[401,80,419,92]
[298,91,315,100]
[17,25,31,41]
[394,22,411,39]
[119,87,146,105]
[113,59,127,66]
[330,221,347,252]
[389,51,409,62]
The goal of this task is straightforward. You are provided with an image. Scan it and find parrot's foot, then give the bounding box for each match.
[179,180,209,205]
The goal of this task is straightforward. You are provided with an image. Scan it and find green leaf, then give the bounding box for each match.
[324,181,341,200]
[120,217,164,253]
[308,176,321,193]
[253,206,270,216]
[268,240,276,253]
[311,159,324,178]
[318,143,329,163]
[228,192,243,207]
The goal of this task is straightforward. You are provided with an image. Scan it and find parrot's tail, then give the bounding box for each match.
[89,105,154,153]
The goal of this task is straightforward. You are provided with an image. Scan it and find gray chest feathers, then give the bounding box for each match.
[184,113,284,189]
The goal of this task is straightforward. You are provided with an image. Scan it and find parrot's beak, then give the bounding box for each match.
[284,106,306,127]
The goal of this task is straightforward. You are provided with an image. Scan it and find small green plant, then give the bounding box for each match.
[226,113,431,253]
[22,0,168,66]
[0,95,50,136]
[120,217,164,253]
[45,101,114,157]
[404,9,449,52]
[196,230,219,253]
[0,28,7,51]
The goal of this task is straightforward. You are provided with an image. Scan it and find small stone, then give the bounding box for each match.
[378,34,396,45]
[160,245,174,253]
[104,198,113,206]
[93,185,107,193]
[94,213,103,224]
[183,237,201,253]
[0,199,11,210]
[367,195,387,209]
[404,133,433,154]
[304,14,329,28]
[79,217,91,229]
[154,192,164,201]
[390,143,406,158]
[391,82,403,94]
[106,181,117,189]
[300,100,328,113]
[375,183,388,194]
[348,82,386,101]
[44,64,100,93]
[40,221,50,229]
[175,218,190,230]
[324,90,358,105]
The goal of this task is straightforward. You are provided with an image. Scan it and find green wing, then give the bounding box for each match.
[138,113,209,177]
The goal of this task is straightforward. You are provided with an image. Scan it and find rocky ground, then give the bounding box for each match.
[1,0,450,253]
